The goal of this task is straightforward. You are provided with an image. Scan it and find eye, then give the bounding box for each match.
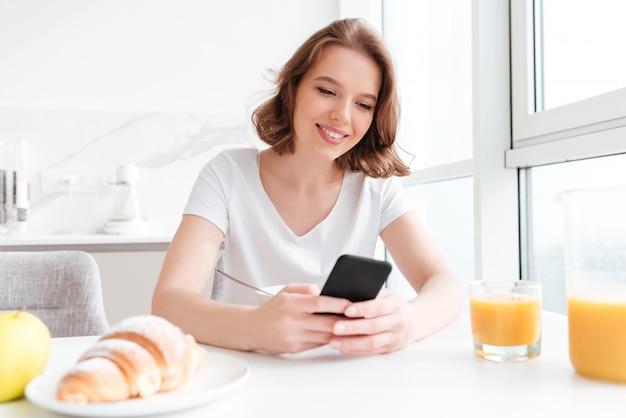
[357,102,373,111]
[317,87,334,96]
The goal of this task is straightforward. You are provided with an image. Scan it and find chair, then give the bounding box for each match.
[0,250,110,337]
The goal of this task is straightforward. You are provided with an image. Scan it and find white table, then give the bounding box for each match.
[2,311,624,417]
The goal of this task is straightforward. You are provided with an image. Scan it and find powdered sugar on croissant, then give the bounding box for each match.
[56,315,205,403]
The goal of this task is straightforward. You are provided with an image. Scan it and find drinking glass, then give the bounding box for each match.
[469,280,542,362]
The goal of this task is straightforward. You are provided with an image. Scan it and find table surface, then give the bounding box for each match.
[2,311,624,418]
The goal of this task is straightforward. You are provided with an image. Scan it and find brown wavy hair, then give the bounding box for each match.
[251,18,409,178]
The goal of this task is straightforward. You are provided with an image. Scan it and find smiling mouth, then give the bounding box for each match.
[318,124,347,143]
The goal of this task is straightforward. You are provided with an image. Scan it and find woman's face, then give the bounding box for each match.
[292,44,381,162]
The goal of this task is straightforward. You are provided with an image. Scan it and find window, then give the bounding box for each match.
[383,1,473,169]
[510,0,626,313]
[382,0,517,303]
[382,0,626,314]
[382,0,474,297]
[539,0,626,111]
[509,0,626,160]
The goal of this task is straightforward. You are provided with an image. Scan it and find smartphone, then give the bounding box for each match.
[320,254,392,302]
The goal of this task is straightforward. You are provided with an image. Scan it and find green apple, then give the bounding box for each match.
[0,309,51,403]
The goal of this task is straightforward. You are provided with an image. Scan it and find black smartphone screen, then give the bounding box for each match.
[319,254,392,302]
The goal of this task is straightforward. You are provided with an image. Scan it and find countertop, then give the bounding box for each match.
[0,233,173,251]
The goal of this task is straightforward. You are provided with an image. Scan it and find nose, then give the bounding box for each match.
[330,100,350,124]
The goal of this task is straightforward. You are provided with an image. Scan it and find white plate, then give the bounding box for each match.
[25,350,250,417]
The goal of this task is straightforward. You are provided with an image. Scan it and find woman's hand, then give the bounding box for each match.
[327,288,418,356]
[246,284,351,354]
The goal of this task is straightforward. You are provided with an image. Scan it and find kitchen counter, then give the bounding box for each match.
[0,233,172,252]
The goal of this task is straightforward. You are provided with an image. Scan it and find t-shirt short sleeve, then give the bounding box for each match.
[377,175,414,233]
[183,151,235,235]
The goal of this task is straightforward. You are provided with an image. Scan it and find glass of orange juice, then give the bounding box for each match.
[561,188,626,383]
[469,280,542,362]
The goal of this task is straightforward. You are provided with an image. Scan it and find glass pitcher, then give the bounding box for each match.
[560,187,626,383]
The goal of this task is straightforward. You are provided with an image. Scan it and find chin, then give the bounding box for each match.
[318,147,347,162]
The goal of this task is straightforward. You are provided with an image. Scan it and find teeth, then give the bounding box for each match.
[322,127,343,140]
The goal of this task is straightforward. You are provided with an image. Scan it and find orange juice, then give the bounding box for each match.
[568,297,626,383]
[470,293,542,346]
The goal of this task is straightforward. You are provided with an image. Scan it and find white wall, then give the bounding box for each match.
[0,0,340,236]
[0,0,339,113]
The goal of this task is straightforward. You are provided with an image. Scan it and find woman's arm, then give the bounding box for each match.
[327,211,463,355]
[151,215,255,350]
[382,211,463,341]
[152,214,352,353]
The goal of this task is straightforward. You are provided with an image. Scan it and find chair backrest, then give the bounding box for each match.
[0,250,110,337]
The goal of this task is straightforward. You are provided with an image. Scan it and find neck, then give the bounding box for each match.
[261,149,343,190]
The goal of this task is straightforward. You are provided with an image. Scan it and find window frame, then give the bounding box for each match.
[508,0,626,169]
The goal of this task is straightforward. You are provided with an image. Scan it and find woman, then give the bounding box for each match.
[152,18,462,356]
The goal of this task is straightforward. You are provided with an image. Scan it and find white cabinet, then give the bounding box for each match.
[91,250,166,326]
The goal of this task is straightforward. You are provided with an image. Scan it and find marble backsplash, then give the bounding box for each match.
[0,108,259,237]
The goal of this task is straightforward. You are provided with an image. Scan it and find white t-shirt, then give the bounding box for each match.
[184,148,414,305]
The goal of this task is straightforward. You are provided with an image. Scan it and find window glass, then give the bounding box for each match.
[383,0,473,169]
[528,153,626,313]
[387,177,474,305]
[539,0,626,110]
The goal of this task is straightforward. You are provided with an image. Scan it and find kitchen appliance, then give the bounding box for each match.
[103,163,148,235]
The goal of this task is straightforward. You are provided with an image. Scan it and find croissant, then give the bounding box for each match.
[56,315,205,403]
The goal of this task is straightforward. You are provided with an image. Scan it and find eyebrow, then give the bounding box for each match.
[314,76,378,102]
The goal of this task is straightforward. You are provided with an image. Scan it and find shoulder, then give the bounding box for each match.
[191,148,260,193]
[201,147,259,176]
[344,170,404,194]
[209,147,258,167]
